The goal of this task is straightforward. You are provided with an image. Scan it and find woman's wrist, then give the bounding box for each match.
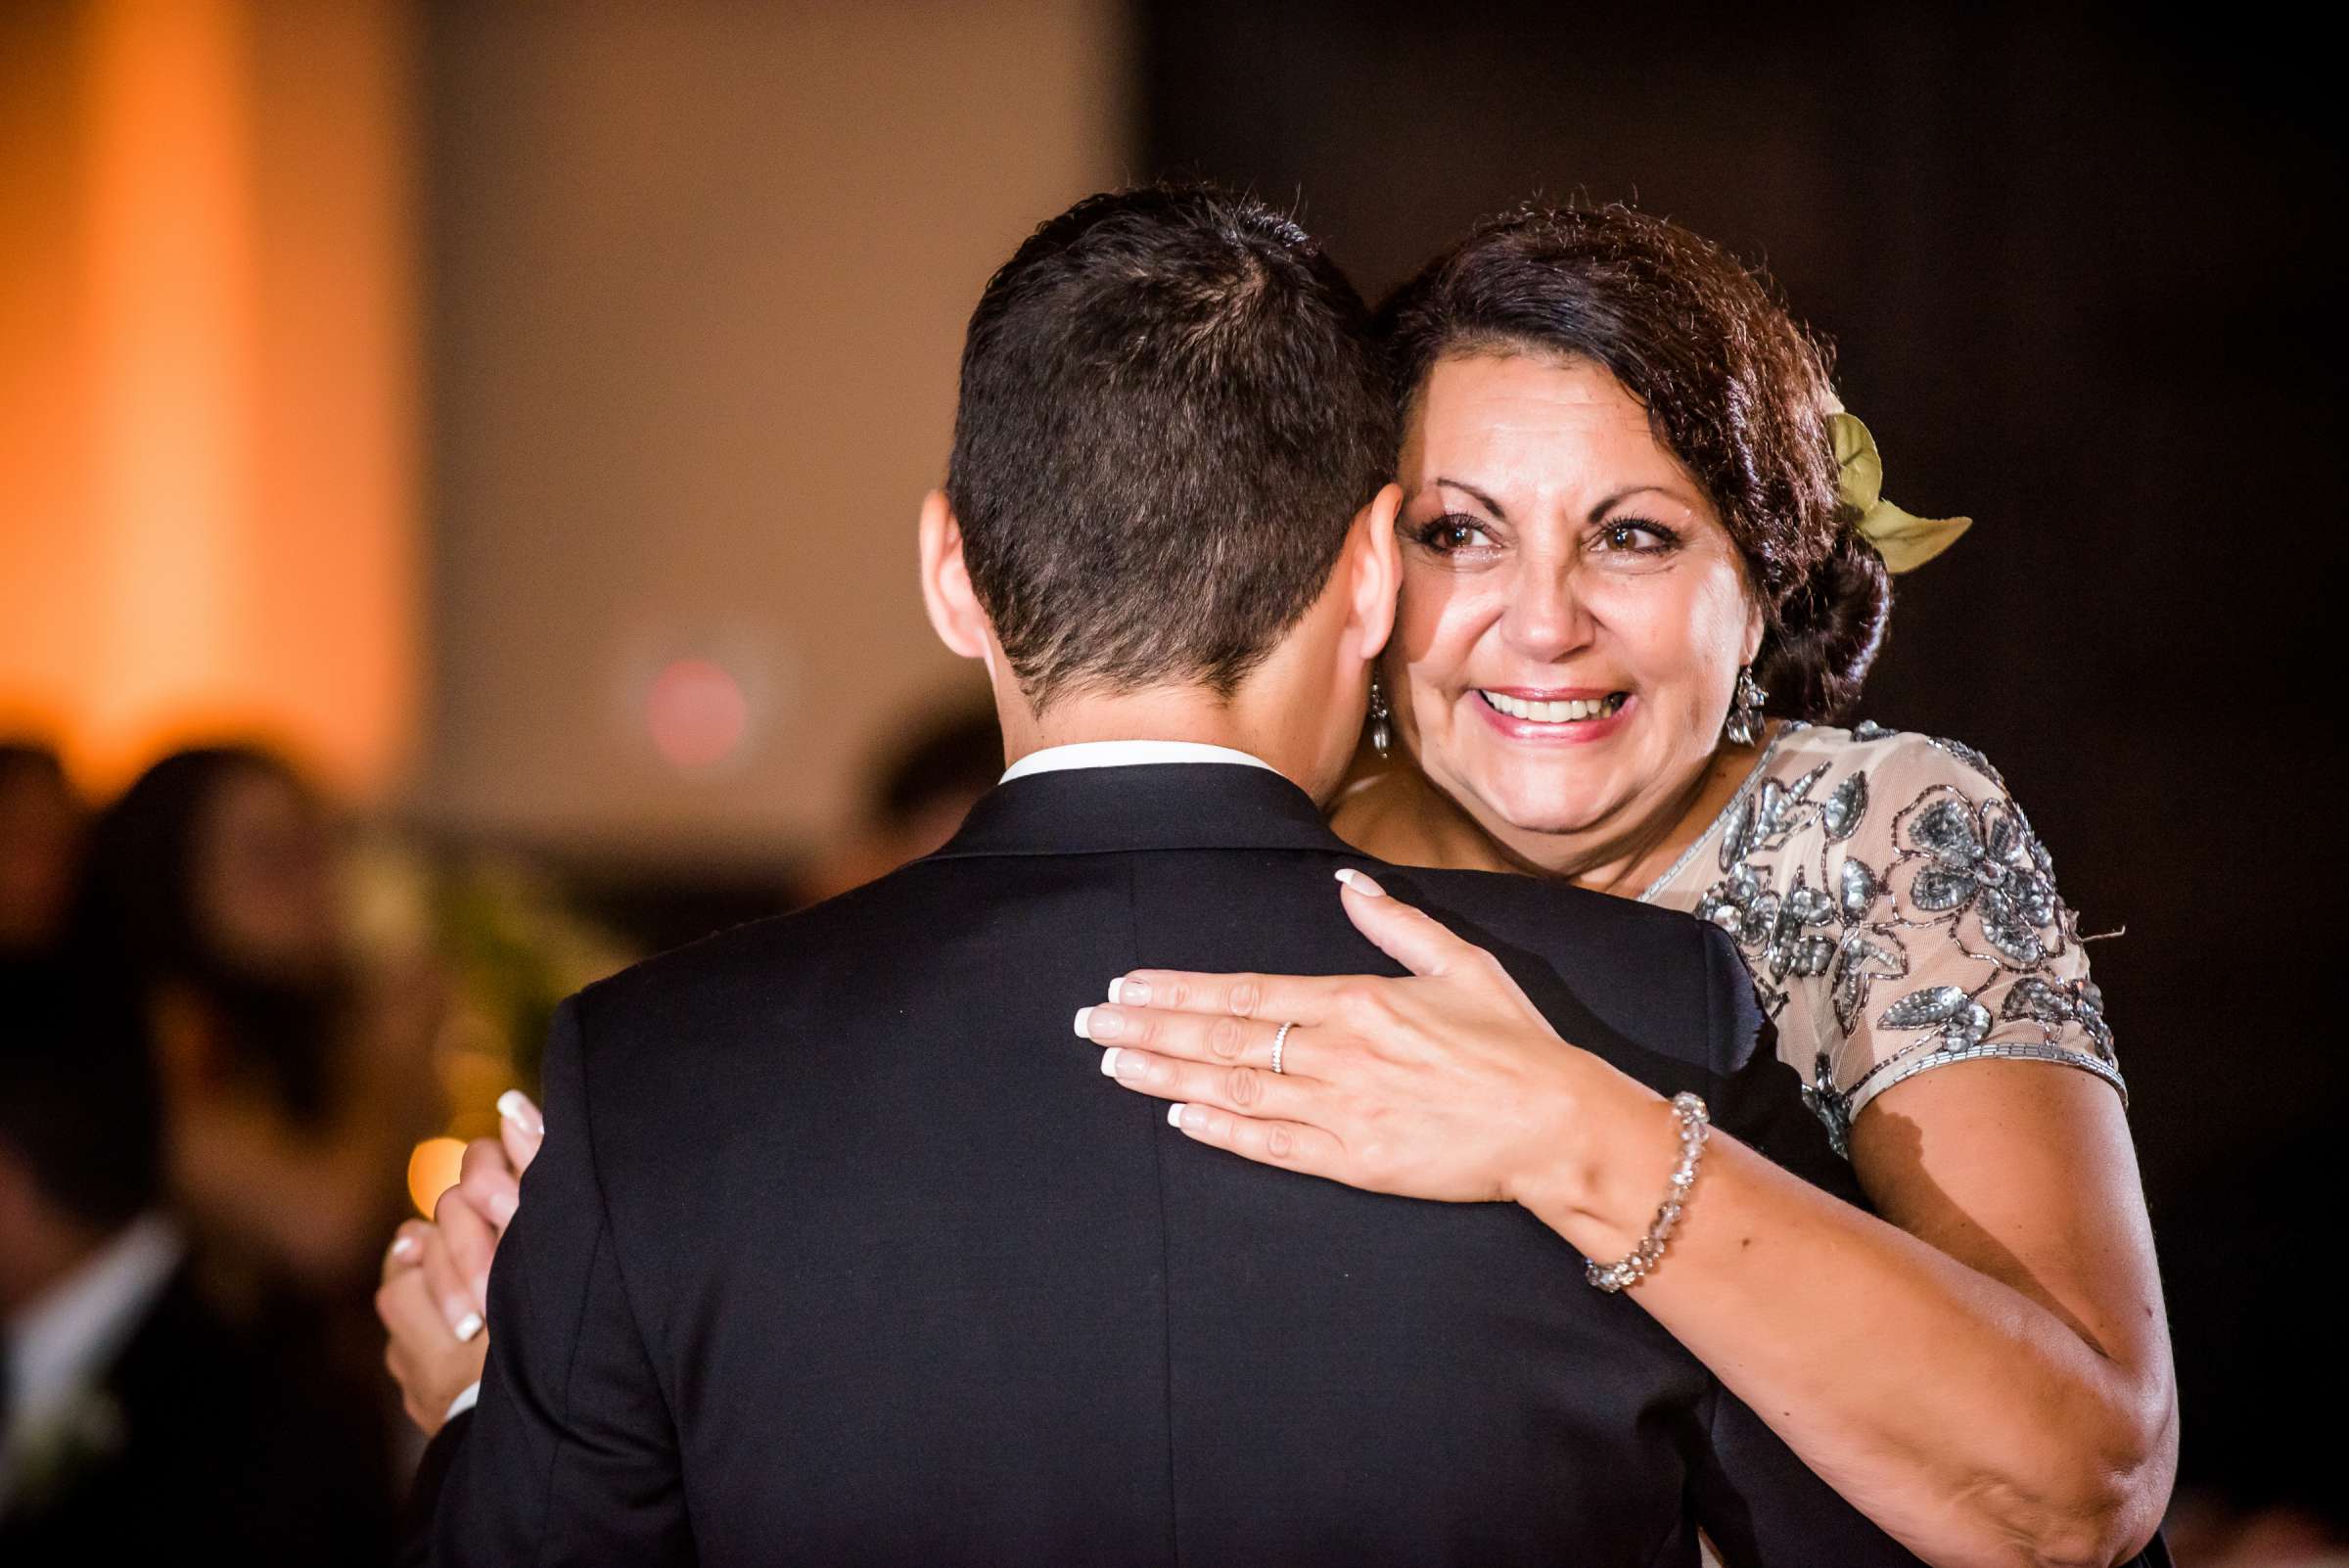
[1508,1067,1683,1259]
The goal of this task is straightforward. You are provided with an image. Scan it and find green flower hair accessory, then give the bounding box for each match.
[1829,411,1970,574]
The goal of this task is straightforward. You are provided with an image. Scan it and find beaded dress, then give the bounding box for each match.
[1640,721,2124,1154]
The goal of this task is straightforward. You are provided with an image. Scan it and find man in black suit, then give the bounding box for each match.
[401,185,1930,1565]
[0,957,397,1562]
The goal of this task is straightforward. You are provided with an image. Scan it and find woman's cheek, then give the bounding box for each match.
[1391,560,1477,667]
[1602,563,1740,679]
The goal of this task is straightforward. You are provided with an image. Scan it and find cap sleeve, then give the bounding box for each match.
[1820,729,2125,1138]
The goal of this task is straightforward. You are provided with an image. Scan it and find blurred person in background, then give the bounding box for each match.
[67,745,440,1295]
[0,743,84,958]
[799,699,1003,902]
[0,955,396,1560]
[61,744,438,1542]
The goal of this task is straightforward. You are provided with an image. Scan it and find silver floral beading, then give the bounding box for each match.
[1662,722,2126,1158]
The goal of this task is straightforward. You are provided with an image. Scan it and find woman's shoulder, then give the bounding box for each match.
[1697,719,2003,874]
[1698,719,2117,1151]
[1770,718,2012,798]
[1719,721,2047,892]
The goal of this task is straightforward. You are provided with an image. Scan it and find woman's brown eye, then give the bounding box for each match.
[1418,516,1495,552]
[1598,519,1680,553]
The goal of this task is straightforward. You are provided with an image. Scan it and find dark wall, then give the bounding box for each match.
[1142,0,2342,1508]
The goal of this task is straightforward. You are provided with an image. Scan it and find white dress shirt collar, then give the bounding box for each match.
[1,1212,184,1506]
[999,739,1280,784]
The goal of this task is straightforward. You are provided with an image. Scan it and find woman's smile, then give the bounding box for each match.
[1467,686,1635,743]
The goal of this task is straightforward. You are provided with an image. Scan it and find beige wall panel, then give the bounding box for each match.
[423,0,1130,859]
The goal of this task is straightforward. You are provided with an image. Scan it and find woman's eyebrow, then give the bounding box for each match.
[1587,484,1694,522]
[1433,477,1506,517]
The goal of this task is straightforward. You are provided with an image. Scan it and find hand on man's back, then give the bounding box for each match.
[375,1091,545,1434]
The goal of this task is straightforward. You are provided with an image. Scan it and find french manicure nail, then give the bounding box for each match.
[1111,978,1149,1006]
[1335,868,1385,897]
[497,1090,544,1135]
[1073,1007,1093,1038]
[452,1311,484,1342]
[1167,1103,1187,1128]
[1098,1047,1123,1078]
[390,1234,417,1260]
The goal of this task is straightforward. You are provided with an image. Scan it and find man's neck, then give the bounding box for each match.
[1002,689,1307,784]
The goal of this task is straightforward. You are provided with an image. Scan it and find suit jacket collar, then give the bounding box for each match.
[929,762,1352,861]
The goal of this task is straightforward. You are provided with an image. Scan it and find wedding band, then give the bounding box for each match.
[1270,1020,1294,1075]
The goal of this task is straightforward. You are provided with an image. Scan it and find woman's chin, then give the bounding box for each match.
[1460,778,1618,848]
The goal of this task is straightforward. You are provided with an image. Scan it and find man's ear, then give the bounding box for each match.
[1343,484,1404,662]
[918,490,993,663]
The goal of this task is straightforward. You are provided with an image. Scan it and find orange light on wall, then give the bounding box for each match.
[406,1134,467,1221]
[0,0,419,803]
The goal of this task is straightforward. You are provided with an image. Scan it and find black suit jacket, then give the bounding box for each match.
[413,762,1932,1566]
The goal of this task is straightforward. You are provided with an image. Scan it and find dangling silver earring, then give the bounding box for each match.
[1368,675,1393,759]
[1724,664,1767,747]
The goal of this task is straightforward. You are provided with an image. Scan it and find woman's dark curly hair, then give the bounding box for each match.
[1377,205,1889,723]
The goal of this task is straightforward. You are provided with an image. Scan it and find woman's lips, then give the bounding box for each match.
[1469,688,1635,744]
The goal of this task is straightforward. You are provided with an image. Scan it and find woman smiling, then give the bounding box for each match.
[1083,208,2175,1568]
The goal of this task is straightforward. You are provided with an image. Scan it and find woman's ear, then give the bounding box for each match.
[918,490,992,663]
[1739,575,1768,668]
[1344,484,1404,662]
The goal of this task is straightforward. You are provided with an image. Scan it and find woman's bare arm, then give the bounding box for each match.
[1525,1059,2175,1568]
[1094,875,2175,1568]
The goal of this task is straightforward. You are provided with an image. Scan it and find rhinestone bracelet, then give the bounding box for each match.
[1586,1091,1710,1293]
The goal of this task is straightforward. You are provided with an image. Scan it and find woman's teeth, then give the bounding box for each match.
[1478,691,1627,723]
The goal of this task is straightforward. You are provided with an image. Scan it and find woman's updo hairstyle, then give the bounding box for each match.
[1377,204,1890,722]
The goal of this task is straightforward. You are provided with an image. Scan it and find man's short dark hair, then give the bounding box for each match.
[945,184,1393,708]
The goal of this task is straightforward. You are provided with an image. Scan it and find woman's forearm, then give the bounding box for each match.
[1081,887,2177,1566]
[1517,1083,2174,1568]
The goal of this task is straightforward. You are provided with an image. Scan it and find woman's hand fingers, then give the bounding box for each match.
[1165,1102,1346,1178]
[1088,869,1597,1208]
[459,1135,523,1236]
[1097,1042,1323,1124]
[378,1264,446,1359]
[496,1089,545,1176]
[1103,966,1348,1027]
[376,1266,444,1377]
[438,1177,500,1310]
[1334,870,1485,979]
[1077,1003,1322,1076]
[421,1201,487,1340]
[375,1258,489,1439]
[382,1220,433,1285]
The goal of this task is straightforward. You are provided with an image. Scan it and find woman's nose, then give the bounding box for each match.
[1499,562,1594,664]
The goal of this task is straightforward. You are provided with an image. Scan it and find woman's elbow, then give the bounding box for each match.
[2016,1400,2179,1568]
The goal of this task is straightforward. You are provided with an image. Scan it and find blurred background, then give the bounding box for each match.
[1,1,2337,1560]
